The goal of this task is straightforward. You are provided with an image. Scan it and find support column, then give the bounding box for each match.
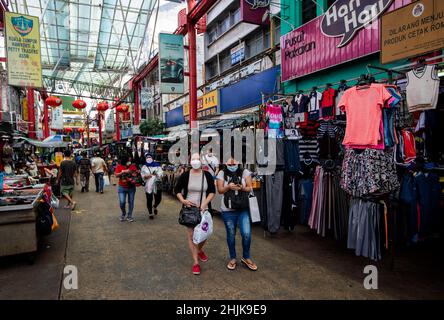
[43,100,49,139]
[26,88,36,139]
[134,83,140,125]
[99,113,103,147]
[116,109,120,142]
[187,0,197,129]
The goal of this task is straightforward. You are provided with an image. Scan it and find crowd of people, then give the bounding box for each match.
[58,148,257,276]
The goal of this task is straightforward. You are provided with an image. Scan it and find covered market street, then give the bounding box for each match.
[0,182,443,300]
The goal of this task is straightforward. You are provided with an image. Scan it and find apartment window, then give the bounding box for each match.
[206,60,218,79]
[218,16,230,36]
[274,21,281,46]
[231,8,240,26]
[247,32,264,58]
[301,0,317,24]
[208,27,217,43]
[219,52,231,73]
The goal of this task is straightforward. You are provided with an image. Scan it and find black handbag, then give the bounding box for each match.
[178,172,204,227]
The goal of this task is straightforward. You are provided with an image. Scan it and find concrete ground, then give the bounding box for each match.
[1,180,443,300]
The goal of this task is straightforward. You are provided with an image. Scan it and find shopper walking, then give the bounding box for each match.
[216,157,258,271]
[174,153,215,275]
[106,155,114,186]
[78,151,92,192]
[141,153,163,220]
[91,152,107,194]
[115,155,138,222]
[57,149,78,210]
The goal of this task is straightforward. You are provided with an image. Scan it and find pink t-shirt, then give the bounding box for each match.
[339,84,392,147]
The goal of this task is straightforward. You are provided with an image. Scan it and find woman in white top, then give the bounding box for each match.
[141,153,164,220]
[174,153,215,275]
[217,157,257,271]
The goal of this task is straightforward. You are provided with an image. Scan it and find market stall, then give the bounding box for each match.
[0,175,58,263]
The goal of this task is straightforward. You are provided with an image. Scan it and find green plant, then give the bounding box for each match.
[139,118,164,136]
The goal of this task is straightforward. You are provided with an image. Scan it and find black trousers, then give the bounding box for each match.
[146,191,162,215]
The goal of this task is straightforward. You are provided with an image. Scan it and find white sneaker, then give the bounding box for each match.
[127,217,134,222]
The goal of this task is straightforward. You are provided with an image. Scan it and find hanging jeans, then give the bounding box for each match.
[265,171,284,233]
[94,172,105,193]
[222,210,251,260]
[118,185,136,219]
[145,191,162,216]
[299,179,313,225]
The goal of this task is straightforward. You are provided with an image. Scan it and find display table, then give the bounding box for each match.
[0,188,43,261]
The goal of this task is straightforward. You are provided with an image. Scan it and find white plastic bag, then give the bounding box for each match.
[193,210,213,245]
[50,194,59,209]
[249,191,261,223]
[103,175,110,186]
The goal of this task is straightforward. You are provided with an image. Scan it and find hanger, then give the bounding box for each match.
[356,74,371,90]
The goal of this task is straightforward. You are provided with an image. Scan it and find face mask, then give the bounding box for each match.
[208,153,214,157]
[146,158,153,164]
[227,165,238,172]
[190,160,201,170]
[126,162,131,166]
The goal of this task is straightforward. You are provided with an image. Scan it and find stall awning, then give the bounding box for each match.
[16,135,71,148]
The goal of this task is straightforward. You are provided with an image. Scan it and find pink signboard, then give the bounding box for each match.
[241,0,270,25]
[280,0,412,82]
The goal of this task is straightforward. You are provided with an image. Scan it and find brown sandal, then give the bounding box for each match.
[227,260,237,270]
[241,258,258,271]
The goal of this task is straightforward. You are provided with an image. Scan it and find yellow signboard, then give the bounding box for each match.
[381,0,444,64]
[183,90,218,117]
[4,12,42,88]
[22,97,28,121]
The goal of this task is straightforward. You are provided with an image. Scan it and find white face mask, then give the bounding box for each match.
[190,160,201,170]
[126,162,131,166]
[146,158,153,164]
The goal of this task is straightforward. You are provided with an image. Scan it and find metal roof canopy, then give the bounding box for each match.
[10,0,157,97]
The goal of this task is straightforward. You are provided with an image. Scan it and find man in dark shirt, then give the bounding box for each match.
[58,149,78,210]
[78,151,92,193]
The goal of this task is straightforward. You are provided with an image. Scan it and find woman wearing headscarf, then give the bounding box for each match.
[141,153,164,220]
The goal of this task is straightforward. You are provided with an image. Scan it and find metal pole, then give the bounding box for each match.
[43,100,49,138]
[134,82,140,125]
[99,112,103,147]
[187,0,197,129]
[116,109,120,142]
[27,88,36,139]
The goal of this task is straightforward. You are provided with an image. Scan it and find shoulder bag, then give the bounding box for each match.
[178,172,204,227]
[223,169,250,210]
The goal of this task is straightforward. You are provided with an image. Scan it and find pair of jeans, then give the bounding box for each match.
[145,191,162,215]
[222,210,251,260]
[94,172,105,192]
[80,172,90,190]
[118,185,136,218]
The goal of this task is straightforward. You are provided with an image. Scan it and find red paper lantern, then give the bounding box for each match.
[90,128,97,133]
[72,99,87,110]
[97,101,109,112]
[78,128,85,133]
[116,104,129,113]
[65,127,73,133]
[45,96,62,108]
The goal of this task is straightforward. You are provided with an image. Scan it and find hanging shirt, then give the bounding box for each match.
[335,84,349,117]
[294,94,310,113]
[338,84,392,148]
[266,104,284,138]
[406,65,440,112]
[309,91,323,112]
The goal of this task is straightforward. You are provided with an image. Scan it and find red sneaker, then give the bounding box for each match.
[198,251,208,262]
[192,264,201,275]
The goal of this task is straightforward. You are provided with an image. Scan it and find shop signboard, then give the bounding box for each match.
[159,33,184,94]
[105,110,115,133]
[280,0,410,82]
[183,90,219,121]
[231,42,245,65]
[120,128,133,140]
[241,0,270,25]
[381,0,444,64]
[51,106,64,130]
[4,12,42,88]
[22,97,28,121]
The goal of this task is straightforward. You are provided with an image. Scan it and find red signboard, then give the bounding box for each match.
[240,0,269,25]
[280,0,412,82]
